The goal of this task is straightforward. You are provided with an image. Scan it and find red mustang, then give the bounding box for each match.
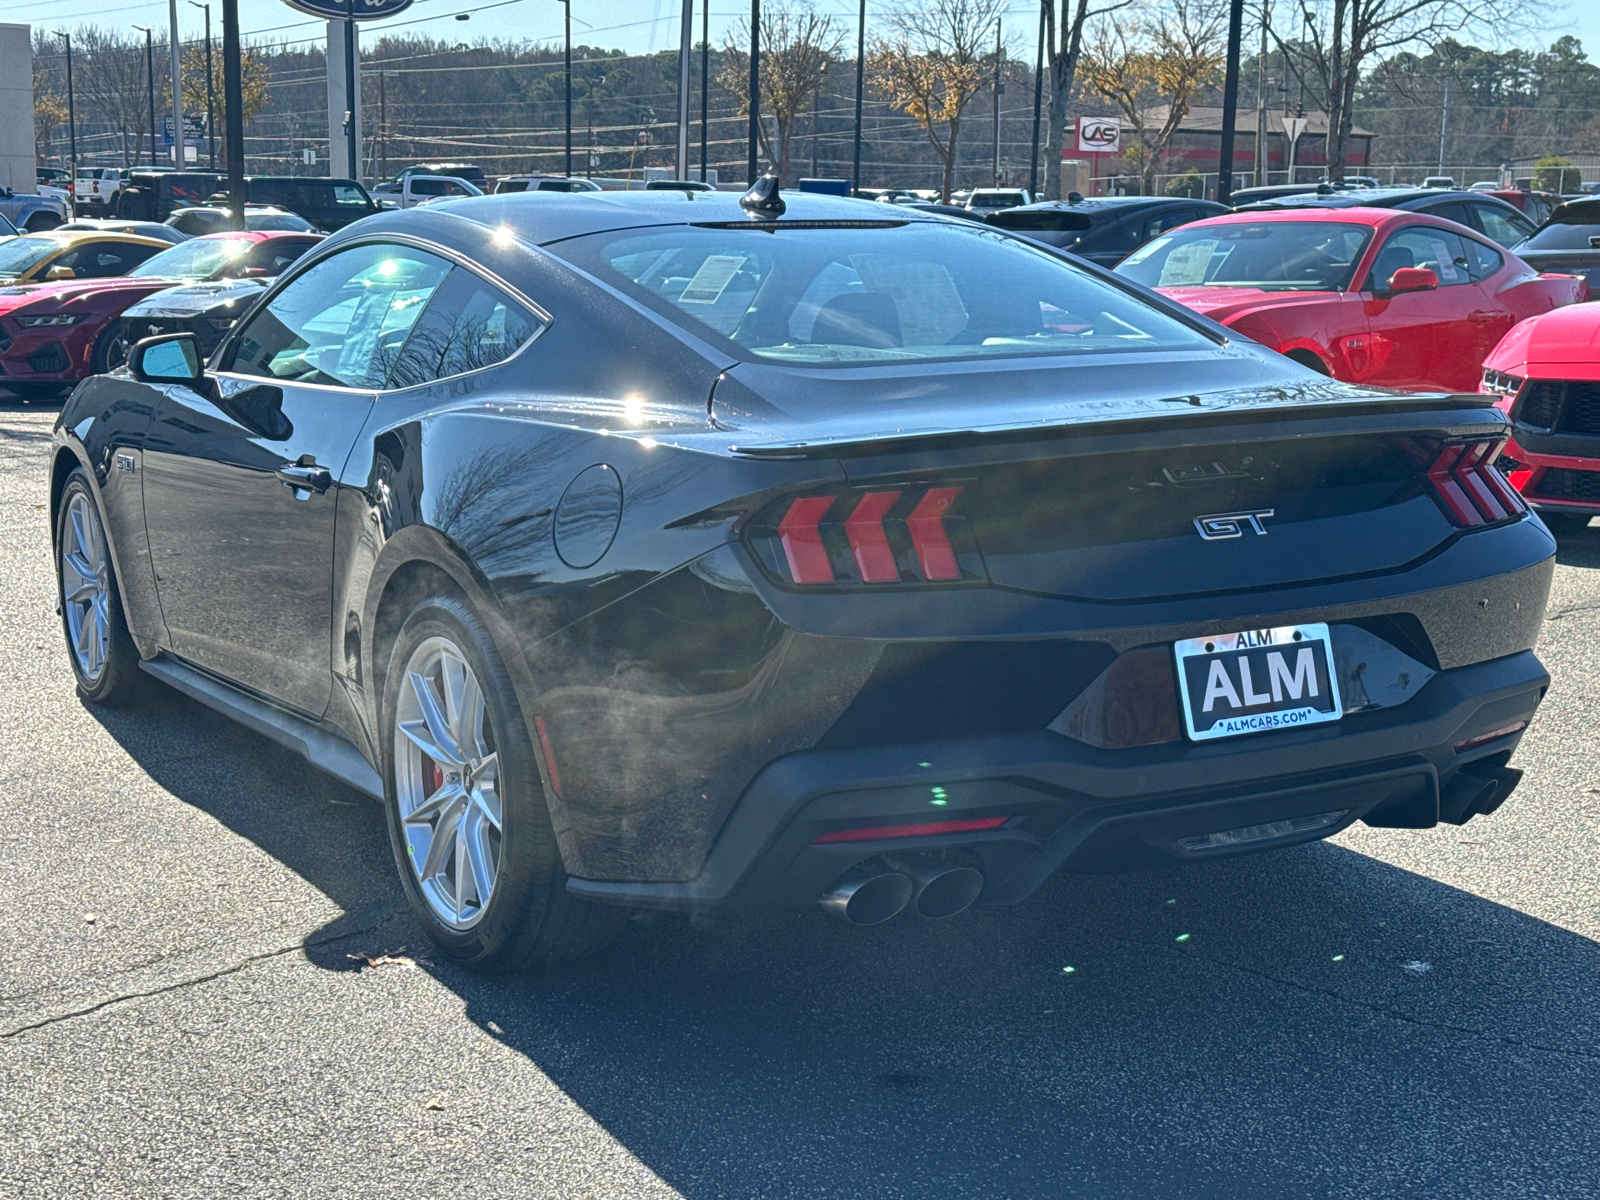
[1482,305,1600,533]
[0,230,321,400]
[1115,208,1586,393]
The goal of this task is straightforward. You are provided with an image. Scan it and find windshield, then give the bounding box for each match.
[1116,221,1374,291]
[1519,207,1600,249]
[0,236,64,279]
[130,236,253,280]
[549,221,1210,366]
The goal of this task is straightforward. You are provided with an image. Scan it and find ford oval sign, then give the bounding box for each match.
[279,0,415,20]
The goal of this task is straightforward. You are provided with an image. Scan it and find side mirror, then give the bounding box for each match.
[129,332,204,385]
[1385,266,1439,294]
[45,265,76,281]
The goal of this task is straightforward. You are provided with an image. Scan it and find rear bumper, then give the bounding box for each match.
[568,649,1548,912]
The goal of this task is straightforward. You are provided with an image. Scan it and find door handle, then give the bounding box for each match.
[1467,310,1501,325]
[276,461,332,495]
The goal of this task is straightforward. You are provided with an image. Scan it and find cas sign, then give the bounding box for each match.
[1077,116,1121,154]
[278,0,415,19]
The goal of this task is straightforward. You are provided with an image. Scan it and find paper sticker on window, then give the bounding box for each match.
[1428,240,1460,282]
[679,255,747,304]
[1158,239,1218,286]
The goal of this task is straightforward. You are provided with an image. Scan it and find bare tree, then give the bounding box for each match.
[1080,0,1225,194]
[1041,0,1132,200]
[718,3,844,184]
[868,0,1007,201]
[1276,0,1536,181]
[77,28,157,168]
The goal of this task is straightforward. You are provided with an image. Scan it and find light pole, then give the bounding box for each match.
[134,27,157,167]
[54,31,77,193]
[221,0,244,221]
[190,2,216,169]
[747,0,760,184]
[676,0,692,180]
[852,0,864,194]
[700,0,708,181]
[555,0,572,176]
[168,0,184,167]
[1029,1,1044,197]
[343,0,358,182]
[991,19,1002,187]
[1216,0,1244,204]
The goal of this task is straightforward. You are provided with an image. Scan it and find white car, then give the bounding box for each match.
[494,175,603,194]
[74,168,126,211]
[396,175,483,209]
[964,188,1032,215]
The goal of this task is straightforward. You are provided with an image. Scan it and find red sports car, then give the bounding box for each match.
[0,230,322,400]
[1115,208,1587,393]
[1482,304,1600,533]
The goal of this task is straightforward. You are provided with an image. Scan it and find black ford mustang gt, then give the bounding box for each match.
[49,188,1553,971]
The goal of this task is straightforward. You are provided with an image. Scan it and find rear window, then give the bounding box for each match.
[1520,206,1600,249]
[548,220,1210,366]
[1117,221,1374,291]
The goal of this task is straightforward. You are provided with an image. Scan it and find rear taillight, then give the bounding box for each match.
[751,484,982,587]
[1424,440,1526,527]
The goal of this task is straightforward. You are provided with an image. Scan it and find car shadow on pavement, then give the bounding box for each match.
[88,684,1600,1200]
[1552,520,1600,569]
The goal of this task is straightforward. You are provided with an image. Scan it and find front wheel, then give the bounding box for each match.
[57,469,142,704]
[381,595,622,972]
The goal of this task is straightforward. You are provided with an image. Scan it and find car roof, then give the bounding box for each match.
[21,229,173,248]
[1177,207,1457,232]
[415,190,963,245]
[1236,186,1516,210]
[1013,196,1207,214]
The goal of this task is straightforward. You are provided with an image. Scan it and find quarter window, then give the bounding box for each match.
[1475,205,1535,249]
[386,268,542,388]
[1366,228,1472,290]
[224,243,452,388]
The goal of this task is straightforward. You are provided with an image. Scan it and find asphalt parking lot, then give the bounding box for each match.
[3,392,1599,1200]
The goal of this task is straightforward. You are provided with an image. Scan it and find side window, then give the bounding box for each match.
[386,268,543,388]
[1461,237,1503,282]
[412,179,446,197]
[1366,228,1472,290]
[247,240,316,275]
[56,241,160,278]
[1422,201,1472,228]
[1144,209,1196,240]
[1475,205,1534,249]
[223,243,452,388]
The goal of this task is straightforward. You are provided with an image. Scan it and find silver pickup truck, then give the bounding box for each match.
[0,186,70,232]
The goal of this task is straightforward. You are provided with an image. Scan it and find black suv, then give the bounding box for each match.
[237,178,380,232]
[115,171,224,221]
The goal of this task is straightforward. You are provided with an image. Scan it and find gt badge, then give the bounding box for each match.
[1194,508,1274,539]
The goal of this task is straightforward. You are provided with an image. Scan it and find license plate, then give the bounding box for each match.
[1174,623,1343,742]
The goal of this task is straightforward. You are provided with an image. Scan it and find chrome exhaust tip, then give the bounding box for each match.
[883,854,985,919]
[818,866,913,925]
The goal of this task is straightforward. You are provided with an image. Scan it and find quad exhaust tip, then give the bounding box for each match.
[818,866,914,925]
[819,855,985,924]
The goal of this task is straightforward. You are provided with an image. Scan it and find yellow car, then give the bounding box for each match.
[0,230,170,284]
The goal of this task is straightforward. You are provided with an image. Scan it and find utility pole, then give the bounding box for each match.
[556,0,572,176]
[191,2,216,169]
[700,0,708,181]
[344,0,358,182]
[221,0,244,222]
[378,72,387,179]
[134,27,157,167]
[168,0,184,167]
[1254,0,1268,187]
[54,31,77,193]
[1216,0,1244,204]
[1438,80,1450,177]
[991,19,1002,187]
[677,0,692,179]
[851,0,865,194]
[747,0,761,184]
[1029,0,1044,197]
[811,82,819,176]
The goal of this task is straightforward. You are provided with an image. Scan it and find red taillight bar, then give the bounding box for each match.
[844,490,902,583]
[772,485,967,585]
[907,487,962,580]
[1426,439,1525,528]
[813,816,1010,844]
[778,495,836,584]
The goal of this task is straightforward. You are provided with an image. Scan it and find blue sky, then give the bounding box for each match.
[11,0,1600,62]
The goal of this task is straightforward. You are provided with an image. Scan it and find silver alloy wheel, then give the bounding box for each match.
[61,491,111,685]
[393,636,502,930]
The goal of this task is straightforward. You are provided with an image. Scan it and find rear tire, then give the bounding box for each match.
[380,595,623,972]
[56,469,143,705]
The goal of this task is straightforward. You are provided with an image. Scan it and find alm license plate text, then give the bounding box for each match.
[1173,624,1343,742]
